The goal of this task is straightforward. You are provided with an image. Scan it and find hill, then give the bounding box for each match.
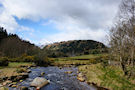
[0,27,39,58]
[43,40,107,57]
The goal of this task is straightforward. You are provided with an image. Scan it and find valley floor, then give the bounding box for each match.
[0,54,135,90]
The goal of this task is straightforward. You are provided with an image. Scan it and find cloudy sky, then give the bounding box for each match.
[0,0,121,45]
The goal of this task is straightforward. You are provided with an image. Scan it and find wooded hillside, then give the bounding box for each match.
[43,40,107,57]
[0,27,39,58]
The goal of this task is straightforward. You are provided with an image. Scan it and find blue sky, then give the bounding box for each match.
[15,17,60,44]
[0,0,121,45]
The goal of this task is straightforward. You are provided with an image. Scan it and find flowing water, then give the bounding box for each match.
[8,66,96,90]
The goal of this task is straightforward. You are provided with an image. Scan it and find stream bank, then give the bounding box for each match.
[7,66,96,90]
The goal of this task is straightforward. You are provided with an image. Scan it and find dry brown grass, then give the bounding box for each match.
[0,62,33,77]
[0,68,19,77]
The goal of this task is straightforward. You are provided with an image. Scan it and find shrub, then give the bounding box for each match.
[89,55,109,65]
[8,57,21,62]
[89,58,97,64]
[23,56,34,62]
[8,55,35,62]
[0,57,9,66]
[34,55,51,66]
[98,55,109,67]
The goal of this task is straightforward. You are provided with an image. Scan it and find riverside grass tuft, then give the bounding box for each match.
[79,63,135,89]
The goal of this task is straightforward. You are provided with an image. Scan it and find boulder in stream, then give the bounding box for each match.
[30,77,50,89]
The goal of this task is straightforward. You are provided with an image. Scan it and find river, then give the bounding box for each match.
[9,66,96,90]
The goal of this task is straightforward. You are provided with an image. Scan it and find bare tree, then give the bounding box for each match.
[110,0,135,77]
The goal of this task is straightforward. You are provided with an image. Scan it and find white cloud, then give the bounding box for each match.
[0,6,35,34]
[0,0,121,45]
[0,7,18,33]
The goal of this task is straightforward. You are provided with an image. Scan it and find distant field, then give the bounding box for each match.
[51,54,108,66]
[68,54,107,60]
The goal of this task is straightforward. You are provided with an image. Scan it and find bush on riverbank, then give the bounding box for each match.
[8,54,35,62]
[34,55,51,66]
[2,53,51,66]
[0,57,9,66]
[85,54,109,65]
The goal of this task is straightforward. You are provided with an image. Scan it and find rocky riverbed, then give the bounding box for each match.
[5,66,96,90]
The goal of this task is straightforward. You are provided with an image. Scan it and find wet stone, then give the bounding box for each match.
[20,86,29,90]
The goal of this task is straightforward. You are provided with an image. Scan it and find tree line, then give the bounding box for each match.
[0,27,51,66]
[0,27,39,58]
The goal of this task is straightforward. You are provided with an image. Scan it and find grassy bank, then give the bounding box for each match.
[78,64,135,89]
[0,62,33,78]
[51,54,135,89]
[2,54,133,90]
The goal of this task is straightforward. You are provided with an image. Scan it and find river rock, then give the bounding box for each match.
[8,83,13,87]
[0,87,9,90]
[0,76,8,81]
[11,84,17,88]
[2,82,7,86]
[2,80,12,86]
[41,72,45,76]
[20,80,23,82]
[77,76,85,82]
[12,82,17,85]
[9,73,28,82]
[59,66,62,69]
[15,75,23,81]
[20,86,29,90]
[8,75,17,81]
[20,73,29,79]
[27,69,31,73]
[77,73,85,82]
[78,73,83,77]
[30,77,50,88]
[65,71,72,74]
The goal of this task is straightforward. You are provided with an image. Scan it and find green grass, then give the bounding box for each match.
[68,54,106,60]
[52,60,91,66]
[78,64,135,90]
[55,54,107,60]
[51,54,108,66]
